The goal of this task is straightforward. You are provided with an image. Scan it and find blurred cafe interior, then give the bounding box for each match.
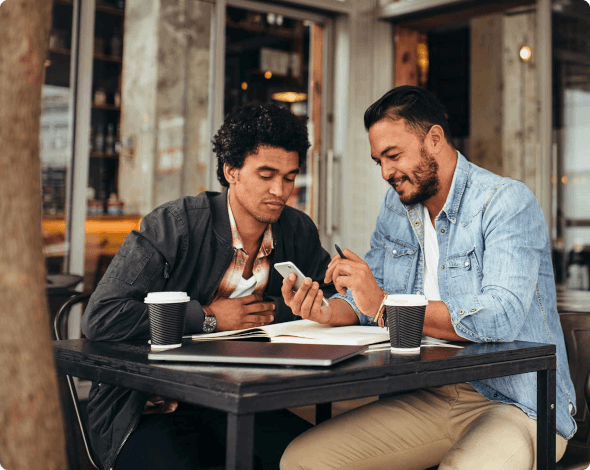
[42,0,590,457]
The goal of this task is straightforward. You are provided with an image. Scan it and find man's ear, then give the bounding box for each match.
[426,125,445,155]
[223,163,239,184]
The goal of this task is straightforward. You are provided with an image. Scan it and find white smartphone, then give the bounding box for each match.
[274,261,330,307]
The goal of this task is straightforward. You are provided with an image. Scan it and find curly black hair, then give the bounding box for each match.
[212,102,310,187]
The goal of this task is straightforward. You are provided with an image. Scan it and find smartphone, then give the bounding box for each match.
[274,261,330,307]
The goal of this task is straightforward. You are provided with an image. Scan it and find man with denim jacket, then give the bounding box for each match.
[281,86,576,469]
[81,103,334,470]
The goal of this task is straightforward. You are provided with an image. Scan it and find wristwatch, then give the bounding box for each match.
[202,306,218,333]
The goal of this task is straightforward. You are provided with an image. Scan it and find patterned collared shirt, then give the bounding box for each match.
[211,194,274,301]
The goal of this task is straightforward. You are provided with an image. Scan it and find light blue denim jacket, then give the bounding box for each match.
[335,152,577,439]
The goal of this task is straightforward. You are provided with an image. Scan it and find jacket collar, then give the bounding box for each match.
[209,188,233,247]
[209,187,279,250]
[440,151,469,225]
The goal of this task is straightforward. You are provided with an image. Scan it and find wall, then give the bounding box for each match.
[119,0,213,215]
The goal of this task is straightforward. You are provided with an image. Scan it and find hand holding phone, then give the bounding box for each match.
[274,261,330,307]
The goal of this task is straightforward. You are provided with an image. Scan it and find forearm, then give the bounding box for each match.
[423,300,468,342]
[325,299,359,326]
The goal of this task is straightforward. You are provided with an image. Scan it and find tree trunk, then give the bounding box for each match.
[0,1,68,469]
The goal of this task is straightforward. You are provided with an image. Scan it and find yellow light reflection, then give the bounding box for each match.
[241,82,248,90]
[264,71,272,79]
[271,91,308,103]
[519,46,532,62]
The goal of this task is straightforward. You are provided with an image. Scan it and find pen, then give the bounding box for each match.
[335,244,347,260]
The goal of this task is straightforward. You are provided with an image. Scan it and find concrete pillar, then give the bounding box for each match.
[336,0,394,257]
[119,0,213,215]
[470,11,541,199]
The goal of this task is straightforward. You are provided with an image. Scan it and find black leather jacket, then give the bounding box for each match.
[81,189,335,469]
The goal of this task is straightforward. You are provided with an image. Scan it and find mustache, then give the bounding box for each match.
[262,198,286,205]
[387,176,408,188]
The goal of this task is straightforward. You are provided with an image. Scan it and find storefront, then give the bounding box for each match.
[42,0,590,309]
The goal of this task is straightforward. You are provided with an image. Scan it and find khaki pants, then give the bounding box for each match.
[281,383,568,470]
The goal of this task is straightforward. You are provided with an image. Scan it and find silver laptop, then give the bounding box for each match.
[148,341,368,367]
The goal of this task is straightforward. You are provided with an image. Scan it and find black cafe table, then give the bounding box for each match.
[53,339,558,470]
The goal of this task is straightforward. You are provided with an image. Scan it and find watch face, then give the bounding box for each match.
[203,315,217,333]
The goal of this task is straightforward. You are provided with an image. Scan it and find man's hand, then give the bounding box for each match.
[325,249,383,317]
[281,274,332,323]
[281,274,358,326]
[205,294,275,331]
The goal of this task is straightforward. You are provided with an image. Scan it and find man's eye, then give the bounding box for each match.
[260,174,272,180]
[388,154,399,160]
[284,177,295,183]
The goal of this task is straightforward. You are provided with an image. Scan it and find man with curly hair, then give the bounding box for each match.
[81,103,333,470]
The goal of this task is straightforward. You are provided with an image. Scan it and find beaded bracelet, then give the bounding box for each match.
[373,290,389,328]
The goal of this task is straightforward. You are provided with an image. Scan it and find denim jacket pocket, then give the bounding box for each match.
[446,248,482,296]
[106,240,153,285]
[382,237,417,294]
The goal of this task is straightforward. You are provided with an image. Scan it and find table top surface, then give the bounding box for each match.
[54,338,555,395]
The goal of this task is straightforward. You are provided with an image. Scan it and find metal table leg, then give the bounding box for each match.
[537,367,556,470]
[226,412,255,470]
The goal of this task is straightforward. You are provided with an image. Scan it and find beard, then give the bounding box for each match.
[388,146,440,206]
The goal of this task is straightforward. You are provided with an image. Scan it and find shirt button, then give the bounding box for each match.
[440,229,445,233]
[459,309,465,315]
[392,249,397,255]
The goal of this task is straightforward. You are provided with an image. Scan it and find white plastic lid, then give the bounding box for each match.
[144,292,190,304]
[384,294,428,306]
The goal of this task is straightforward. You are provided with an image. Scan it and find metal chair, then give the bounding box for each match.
[53,291,100,470]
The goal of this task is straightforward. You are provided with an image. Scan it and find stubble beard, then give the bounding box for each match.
[388,146,440,206]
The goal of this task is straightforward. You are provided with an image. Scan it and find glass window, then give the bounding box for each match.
[553,0,590,291]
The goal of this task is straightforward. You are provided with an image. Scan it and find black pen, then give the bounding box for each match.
[335,244,347,259]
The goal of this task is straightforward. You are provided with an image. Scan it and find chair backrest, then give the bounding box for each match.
[558,311,590,446]
[53,292,100,470]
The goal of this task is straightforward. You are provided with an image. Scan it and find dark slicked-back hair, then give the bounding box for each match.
[364,86,454,146]
[213,102,310,187]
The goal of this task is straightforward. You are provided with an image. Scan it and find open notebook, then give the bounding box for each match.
[186,319,390,346]
[185,319,462,348]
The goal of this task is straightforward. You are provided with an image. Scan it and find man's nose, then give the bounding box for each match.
[269,178,285,198]
[381,161,395,182]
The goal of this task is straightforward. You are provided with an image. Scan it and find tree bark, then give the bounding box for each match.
[0,1,68,469]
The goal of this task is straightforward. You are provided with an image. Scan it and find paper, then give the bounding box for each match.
[187,319,391,346]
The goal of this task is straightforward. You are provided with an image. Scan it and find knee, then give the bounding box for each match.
[280,437,306,470]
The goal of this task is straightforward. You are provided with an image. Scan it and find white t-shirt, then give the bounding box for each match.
[229,275,257,299]
[423,205,441,301]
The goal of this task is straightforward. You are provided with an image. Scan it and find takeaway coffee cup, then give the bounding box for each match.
[384,294,428,354]
[144,292,190,350]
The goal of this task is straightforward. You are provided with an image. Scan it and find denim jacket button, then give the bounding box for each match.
[493,393,498,398]
[441,265,446,270]
[414,221,420,226]
[440,229,445,233]
[465,261,470,267]
[392,249,397,255]
[459,309,465,315]
[470,308,476,312]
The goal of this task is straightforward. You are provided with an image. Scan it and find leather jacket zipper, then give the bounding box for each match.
[164,262,170,279]
[109,410,142,470]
